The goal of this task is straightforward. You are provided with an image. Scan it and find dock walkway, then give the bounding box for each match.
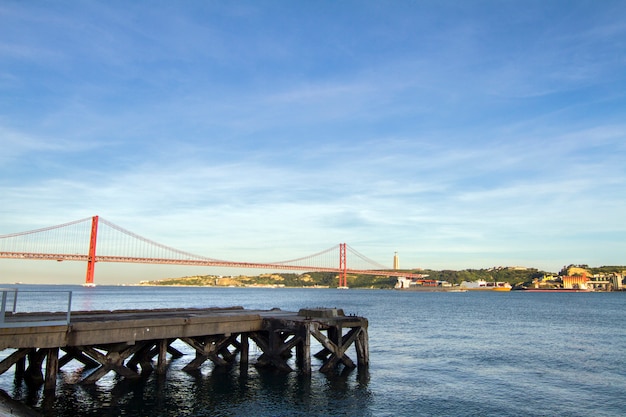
[0,306,368,394]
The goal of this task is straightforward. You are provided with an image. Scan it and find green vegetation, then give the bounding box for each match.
[141,272,336,288]
[141,271,397,288]
[140,265,626,289]
[421,268,545,287]
[559,264,626,275]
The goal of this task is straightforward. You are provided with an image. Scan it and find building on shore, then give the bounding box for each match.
[562,275,589,290]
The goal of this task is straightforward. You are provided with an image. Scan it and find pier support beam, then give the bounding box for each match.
[295,322,312,374]
[44,348,59,392]
[250,324,302,373]
[180,334,239,371]
[59,347,99,369]
[355,325,369,367]
[250,314,368,374]
[0,349,31,378]
[239,334,249,370]
[78,344,143,384]
[25,349,46,387]
[126,341,158,374]
[157,339,168,374]
[311,324,358,372]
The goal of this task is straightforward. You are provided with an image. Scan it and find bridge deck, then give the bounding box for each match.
[0,307,369,397]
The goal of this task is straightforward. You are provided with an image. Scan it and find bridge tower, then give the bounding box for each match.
[339,243,347,288]
[85,215,99,286]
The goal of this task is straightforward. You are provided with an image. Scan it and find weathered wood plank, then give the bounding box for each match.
[59,347,100,369]
[0,348,31,376]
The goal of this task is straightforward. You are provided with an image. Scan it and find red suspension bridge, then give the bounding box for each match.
[0,216,421,286]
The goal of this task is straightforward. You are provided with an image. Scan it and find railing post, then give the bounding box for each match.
[12,288,18,314]
[0,290,6,326]
[66,291,73,324]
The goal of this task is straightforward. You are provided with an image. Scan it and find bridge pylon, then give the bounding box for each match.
[85,216,99,286]
[339,243,347,288]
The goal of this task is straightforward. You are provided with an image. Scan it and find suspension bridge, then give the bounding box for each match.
[0,216,421,286]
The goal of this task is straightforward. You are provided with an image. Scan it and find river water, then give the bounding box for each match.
[1,285,625,416]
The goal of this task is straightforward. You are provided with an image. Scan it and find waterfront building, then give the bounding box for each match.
[562,275,589,290]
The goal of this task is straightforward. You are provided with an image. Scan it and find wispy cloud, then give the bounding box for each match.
[1,1,625,282]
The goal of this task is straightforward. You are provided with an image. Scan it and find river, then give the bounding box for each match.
[1,285,624,416]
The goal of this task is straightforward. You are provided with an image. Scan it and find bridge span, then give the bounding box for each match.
[1,216,424,286]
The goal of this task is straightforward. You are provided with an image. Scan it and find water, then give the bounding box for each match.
[1,285,625,416]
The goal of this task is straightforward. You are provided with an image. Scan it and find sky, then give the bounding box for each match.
[1,1,625,284]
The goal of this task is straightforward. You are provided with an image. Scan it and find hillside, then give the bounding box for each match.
[137,266,626,289]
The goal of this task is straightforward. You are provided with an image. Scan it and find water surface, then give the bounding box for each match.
[1,285,624,416]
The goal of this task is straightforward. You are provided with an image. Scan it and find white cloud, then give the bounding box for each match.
[2,2,626,283]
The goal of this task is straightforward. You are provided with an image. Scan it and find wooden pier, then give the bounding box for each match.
[0,306,368,394]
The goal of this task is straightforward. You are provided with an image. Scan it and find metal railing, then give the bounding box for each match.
[0,288,72,327]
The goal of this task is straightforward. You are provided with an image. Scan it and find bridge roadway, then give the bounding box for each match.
[0,306,369,396]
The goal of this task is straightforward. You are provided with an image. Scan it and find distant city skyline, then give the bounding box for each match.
[1,1,625,284]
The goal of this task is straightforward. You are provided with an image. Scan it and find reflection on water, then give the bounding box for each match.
[38,358,372,417]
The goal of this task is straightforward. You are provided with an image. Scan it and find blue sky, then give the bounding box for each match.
[1,1,625,284]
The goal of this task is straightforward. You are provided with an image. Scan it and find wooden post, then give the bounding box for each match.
[15,355,25,382]
[240,334,249,370]
[333,323,343,351]
[297,322,312,374]
[25,349,45,387]
[44,348,59,393]
[157,339,168,374]
[355,325,369,367]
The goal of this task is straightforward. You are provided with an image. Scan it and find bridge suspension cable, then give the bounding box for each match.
[0,217,93,255]
[346,244,390,270]
[270,244,339,269]
[97,218,225,262]
[0,216,420,285]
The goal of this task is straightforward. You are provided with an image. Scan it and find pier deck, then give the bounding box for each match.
[0,307,368,393]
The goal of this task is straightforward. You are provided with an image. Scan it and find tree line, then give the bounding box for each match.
[143,265,626,289]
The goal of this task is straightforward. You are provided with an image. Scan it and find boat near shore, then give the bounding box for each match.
[459,280,512,292]
[395,277,466,292]
[398,285,467,292]
[519,287,590,293]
